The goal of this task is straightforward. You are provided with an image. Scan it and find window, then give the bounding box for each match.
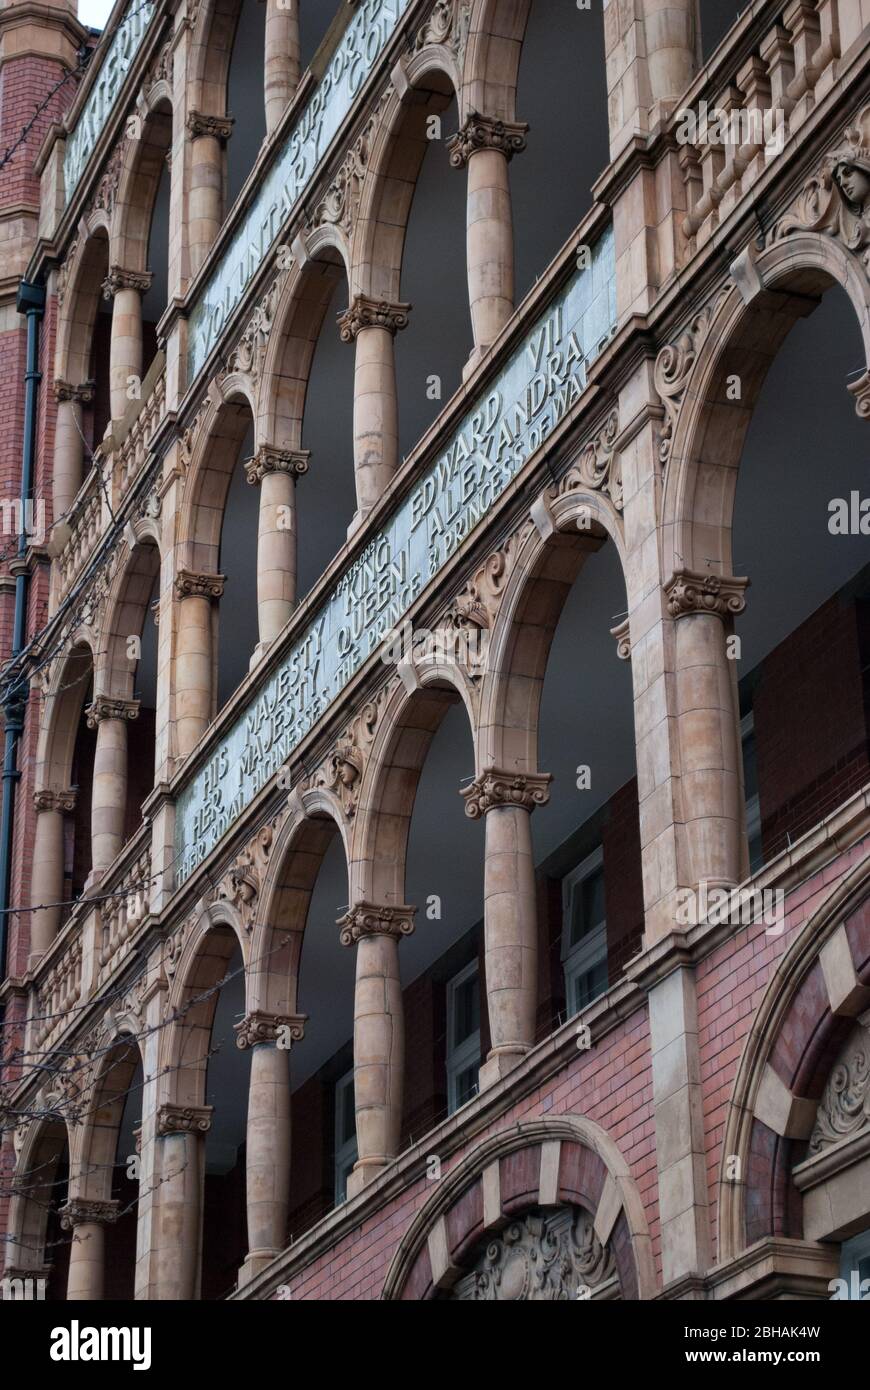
[562,848,608,1017]
[446,961,481,1114]
[741,711,763,873]
[334,1069,357,1204]
[840,1230,870,1300]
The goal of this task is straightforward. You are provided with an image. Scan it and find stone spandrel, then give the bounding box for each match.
[175,227,617,883]
[187,0,414,380]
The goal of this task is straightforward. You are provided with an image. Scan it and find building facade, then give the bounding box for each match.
[0,0,869,1302]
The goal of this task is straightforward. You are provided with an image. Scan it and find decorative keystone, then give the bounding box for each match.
[337,902,416,946]
[244,447,310,485]
[664,568,749,621]
[234,1011,307,1049]
[156,1103,213,1137]
[447,111,528,168]
[461,769,552,818]
[59,1198,119,1229]
[102,266,153,299]
[53,379,95,404]
[338,294,411,342]
[186,110,235,142]
[33,788,77,814]
[174,569,226,600]
[85,696,140,728]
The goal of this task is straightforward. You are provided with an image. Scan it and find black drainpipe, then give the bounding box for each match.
[0,279,45,1020]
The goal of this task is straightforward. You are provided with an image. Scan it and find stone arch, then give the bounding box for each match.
[6,1113,73,1286]
[249,794,352,1019]
[350,663,478,906]
[257,251,350,453]
[35,638,96,792]
[111,98,173,274]
[477,486,627,775]
[177,383,256,574]
[382,1115,655,1299]
[462,0,533,123]
[75,1031,144,1204]
[186,0,242,120]
[717,856,870,1264]
[159,902,250,1110]
[351,56,458,304]
[659,231,870,582]
[55,227,110,388]
[98,534,162,701]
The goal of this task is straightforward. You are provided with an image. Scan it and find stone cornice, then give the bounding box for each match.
[337,295,411,342]
[337,902,416,946]
[461,769,552,818]
[244,447,310,484]
[186,110,234,142]
[447,111,528,168]
[85,695,140,728]
[664,568,749,621]
[156,1103,213,1137]
[102,265,154,298]
[174,569,226,600]
[234,1011,307,1049]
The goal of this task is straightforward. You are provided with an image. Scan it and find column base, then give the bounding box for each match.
[346,1158,390,1198]
[249,642,270,671]
[238,1251,281,1287]
[82,868,105,896]
[347,508,372,541]
[463,345,490,381]
[479,1047,529,1092]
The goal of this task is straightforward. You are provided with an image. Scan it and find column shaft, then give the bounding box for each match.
[53,393,86,518]
[352,326,399,513]
[66,1221,105,1300]
[245,1041,291,1256]
[174,573,224,756]
[483,803,538,1057]
[155,1130,204,1301]
[264,0,300,133]
[108,286,144,420]
[466,147,515,353]
[188,134,223,277]
[90,714,131,872]
[29,803,65,957]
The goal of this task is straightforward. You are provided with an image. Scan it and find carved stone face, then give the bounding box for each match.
[834,161,870,210]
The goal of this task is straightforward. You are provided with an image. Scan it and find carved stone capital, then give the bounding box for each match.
[610,617,631,661]
[102,265,153,299]
[156,1103,213,1137]
[53,378,95,405]
[338,901,416,946]
[447,111,528,169]
[174,569,226,600]
[338,294,411,342]
[33,787,77,814]
[186,110,234,142]
[847,368,870,419]
[244,447,310,485]
[59,1198,119,1229]
[85,696,140,728]
[665,568,749,621]
[461,769,552,818]
[234,1011,307,1049]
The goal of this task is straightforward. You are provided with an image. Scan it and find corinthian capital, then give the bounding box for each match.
[85,696,140,728]
[447,111,528,168]
[664,569,749,621]
[244,447,310,485]
[59,1198,119,1229]
[338,295,411,343]
[461,768,552,818]
[33,787,77,814]
[53,379,95,405]
[156,1103,213,1137]
[174,569,226,600]
[234,1011,307,1049]
[186,109,234,142]
[337,901,416,946]
[102,265,154,299]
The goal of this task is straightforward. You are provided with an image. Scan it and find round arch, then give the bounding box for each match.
[461,0,533,124]
[111,96,173,274]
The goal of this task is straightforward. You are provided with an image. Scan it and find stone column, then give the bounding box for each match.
[52,379,94,521]
[462,769,552,1088]
[235,1011,305,1284]
[153,1104,212,1301]
[664,570,749,890]
[338,296,410,532]
[338,902,416,1197]
[264,0,300,134]
[60,1198,119,1301]
[244,446,309,653]
[447,113,527,371]
[29,788,75,960]
[102,266,152,421]
[85,696,140,876]
[186,112,234,278]
[174,570,225,757]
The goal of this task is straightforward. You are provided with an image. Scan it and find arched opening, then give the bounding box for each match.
[201,936,249,1300]
[11,1120,71,1301]
[141,135,170,384]
[54,230,112,524]
[104,540,161,833]
[81,1038,143,1301]
[512,0,609,299]
[225,0,267,208]
[215,411,259,704]
[56,644,96,910]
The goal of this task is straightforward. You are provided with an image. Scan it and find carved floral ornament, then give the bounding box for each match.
[234,1011,306,1050]
[554,409,622,511]
[244,446,310,485]
[653,283,732,469]
[447,1205,616,1301]
[808,1013,870,1155]
[771,108,870,266]
[215,820,277,929]
[337,901,416,946]
[447,112,528,169]
[462,769,552,818]
[338,294,411,342]
[60,1198,120,1230]
[414,0,470,56]
[222,274,283,384]
[311,92,389,238]
[665,567,749,621]
[302,688,387,818]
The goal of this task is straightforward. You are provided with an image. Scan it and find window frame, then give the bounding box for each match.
[334,1067,358,1205]
[446,959,481,1115]
[561,846,608,1017]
